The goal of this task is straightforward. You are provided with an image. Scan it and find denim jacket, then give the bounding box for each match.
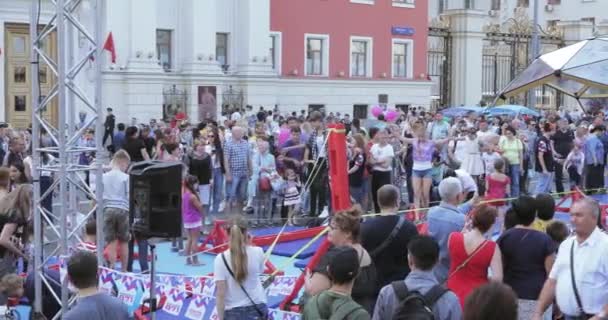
[427,201,472,284]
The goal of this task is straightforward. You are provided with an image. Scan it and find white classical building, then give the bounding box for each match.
[427,0,608,108]
[0,0,432,128]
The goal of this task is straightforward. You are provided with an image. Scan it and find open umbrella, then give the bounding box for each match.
[439,106,484,118]
[484,105,540,117]
[497,36,608,108]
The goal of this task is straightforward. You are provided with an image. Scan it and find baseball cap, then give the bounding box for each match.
[328,246,360,284]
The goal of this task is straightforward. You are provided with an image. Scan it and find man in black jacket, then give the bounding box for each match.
[102,108,115,147]
[551,119,574,193]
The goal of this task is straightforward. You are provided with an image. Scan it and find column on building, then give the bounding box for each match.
[234,0,275,76]
[444,9,487,106]
[127,0,161,71]
[557,20,594,45]
[179,0,223,74]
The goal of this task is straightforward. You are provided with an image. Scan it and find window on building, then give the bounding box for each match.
[306,37,327,76]
[517,0,529,7]
[156,30,172,71]
[269,33,281,73]
[464,0,475,9]
[392,40,412,78]
[582,17,596,32]
[216,33,229,68]
[308,105,325,115]
[438,0,447,14]
[547,19,560,29]
[491,0,501,10]
[351,40,368,77]
[270,35,277,70]
[392,0,415,5]
[353,105,368,119]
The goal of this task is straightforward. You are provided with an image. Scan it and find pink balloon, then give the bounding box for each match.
[371,105,383,117]
[385,110,398,122]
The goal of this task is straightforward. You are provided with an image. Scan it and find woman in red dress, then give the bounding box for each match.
[447,204,503,308]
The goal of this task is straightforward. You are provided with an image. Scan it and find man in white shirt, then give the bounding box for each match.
[533,198,608,320]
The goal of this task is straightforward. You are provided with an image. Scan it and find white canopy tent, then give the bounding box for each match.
[497,36,608,110]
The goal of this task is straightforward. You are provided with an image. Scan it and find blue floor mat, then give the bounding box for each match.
[262,236,325,259]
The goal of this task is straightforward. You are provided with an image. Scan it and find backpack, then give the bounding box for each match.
[307,292,366,320]
[391,281,449,320]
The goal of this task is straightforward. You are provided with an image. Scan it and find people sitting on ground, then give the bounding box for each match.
[497,196,556,320]
[102,150,131,272]
[372,235,462,320]
[214,217,268,320]
[62,251,129,320]
[427,177,474,284]
[302,246,371,320]
[361,185,418,296]
[447,204,503,308]
[305,205,377,313]
[463,282,518,320]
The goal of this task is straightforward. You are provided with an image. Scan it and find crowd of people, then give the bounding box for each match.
[0,103,608,320]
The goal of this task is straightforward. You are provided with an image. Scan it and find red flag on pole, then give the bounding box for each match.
[103,32,116,63]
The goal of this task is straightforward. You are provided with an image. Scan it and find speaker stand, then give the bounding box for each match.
[142,241,159,320]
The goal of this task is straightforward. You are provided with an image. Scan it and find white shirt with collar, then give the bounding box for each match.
[549,227,608,316]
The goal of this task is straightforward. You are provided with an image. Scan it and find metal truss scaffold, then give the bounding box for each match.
[30,0,104,319]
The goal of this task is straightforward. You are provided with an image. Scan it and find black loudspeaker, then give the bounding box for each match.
[129,161,182,238]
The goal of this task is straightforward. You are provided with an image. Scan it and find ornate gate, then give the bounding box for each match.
[428,24,452,110]
[481,11,564,107]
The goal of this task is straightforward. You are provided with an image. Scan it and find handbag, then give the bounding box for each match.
[569,241,593,320]
[257,155,272,192]
[221,253,269,320]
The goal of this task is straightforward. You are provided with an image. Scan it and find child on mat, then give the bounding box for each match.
[282,168,301,226]
[182,175,204,266]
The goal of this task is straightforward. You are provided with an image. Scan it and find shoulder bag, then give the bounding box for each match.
[445,238,488,283]
[221,253,268,320]
[570,241,593,319]
[370,216,406,259]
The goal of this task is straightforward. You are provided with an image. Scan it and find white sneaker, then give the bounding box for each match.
[218,201,225,213]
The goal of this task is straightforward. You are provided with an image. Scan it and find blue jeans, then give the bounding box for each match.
[350,184,365,205]
[509,164,520,197]
[211,167,224,216]
[535,171,554,195]
[224,303,268,320]
[127,237,149,272]
[227,172,248,203]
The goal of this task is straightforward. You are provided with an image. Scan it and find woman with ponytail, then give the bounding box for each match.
[214,217,268,320]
